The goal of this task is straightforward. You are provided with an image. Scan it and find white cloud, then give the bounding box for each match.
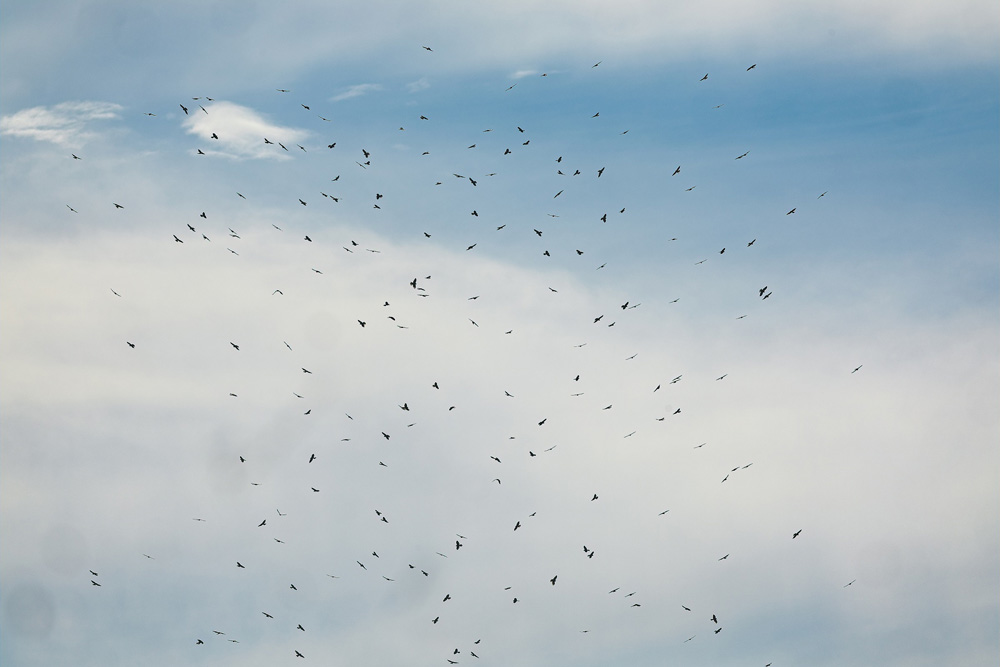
[0,101,122,147]
[331,83,383,102]
[509,69,539,79]
[181,101,309,160]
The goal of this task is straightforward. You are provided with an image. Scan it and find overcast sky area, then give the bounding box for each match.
[1,2,998,666]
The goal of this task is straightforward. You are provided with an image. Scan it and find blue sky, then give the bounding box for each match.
[2,2,998,666]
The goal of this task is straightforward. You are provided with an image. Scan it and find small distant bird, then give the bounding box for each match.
[179,104,188,114]
[550,575,558,585]
[700,74,708,81]
[852,365,863,373]
[237,562,245,568]
[787,208,796,215]
[127,341,135,348]
[792,529,802,538]
[672,166,681,176]
[91,580,101,586]
[295,651,304,658]
[747,64,757,70]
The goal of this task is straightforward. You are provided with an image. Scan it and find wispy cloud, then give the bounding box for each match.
[0,101,122,147]
[331,83,383,102]
[509,69,539,79]
[181,101,308,160]
[406,77,430,93]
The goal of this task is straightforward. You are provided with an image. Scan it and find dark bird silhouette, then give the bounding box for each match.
[852,365,863,373]
[91,580,101,586]
[793,529,802,538]
[747,64,757,70]
[672,166,681,176]
[787,208,796,215]
[179,104,188,114]
[127,341,135,348]
[700,74,708,81]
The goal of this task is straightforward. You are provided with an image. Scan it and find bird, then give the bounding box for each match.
[747,64,757,70]
[550,575,558,585]
[700,73,708,81]
[793,529,802,538]
[787,208,796,215]
[852,365,863,373]
[672,166,681,176]
[126,342,135,348]
[295,650,304,658]
[91,580,101,586]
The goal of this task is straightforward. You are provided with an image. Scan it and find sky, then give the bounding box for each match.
[1,1,998,666]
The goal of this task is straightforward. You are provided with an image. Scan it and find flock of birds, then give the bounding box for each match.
[71,48,856,665]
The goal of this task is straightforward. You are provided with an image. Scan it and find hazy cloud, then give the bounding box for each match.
[406,77,431,93]
[0,101,122,147]
[331,83,384,102]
